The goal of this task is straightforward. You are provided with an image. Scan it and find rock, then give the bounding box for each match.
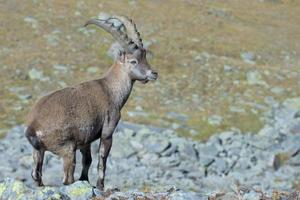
[294,111,300,118]
[218,131,236,145]
[24,16,38,29]
[210,158,229,174]
[271,87,285,95]
[208,115,223,126]
[176,142,198,160]
[194,52,211,64]
[229,106,245,113]
[240,52,256,64]
[86,66,99,73]
[207,8,233,20]
[283,98,300,110]
[158,154,181,168]
[20,94,32,101]
[223,64,234,72]
[127,110,149,117]
[44,33,60,47]
[214,192,239,200]
[145,137,170,154]
[272,153,290,171]
[2,96,300,194]
[28,68,47,81]
[246,70,268,86]
[60,181,94,200]
[53,64,69,73]
[171,122,181,130]
[19,155,32,169]
[33,186,62,200]
[166,112,188,122]
[243,191,260,200]
[168,190,206,200]
[197,144,219,167]
[0,178,27,200]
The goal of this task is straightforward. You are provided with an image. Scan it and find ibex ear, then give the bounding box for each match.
[118,50,126,64]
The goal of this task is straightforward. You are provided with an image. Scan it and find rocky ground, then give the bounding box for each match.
[0,98,300,199]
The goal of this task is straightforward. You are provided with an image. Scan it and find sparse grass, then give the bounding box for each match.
[1,0,300,139]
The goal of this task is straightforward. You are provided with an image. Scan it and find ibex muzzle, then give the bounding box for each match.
[25,13,158,190]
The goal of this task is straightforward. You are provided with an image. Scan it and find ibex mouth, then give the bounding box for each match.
[147,71,158,81]
[141,79,149,84]
[140,76,156,84]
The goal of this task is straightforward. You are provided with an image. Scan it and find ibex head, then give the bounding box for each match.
[85,14,158,83]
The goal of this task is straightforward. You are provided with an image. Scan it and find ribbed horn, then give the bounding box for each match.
[112,15,143,48]
[84,17,139,53]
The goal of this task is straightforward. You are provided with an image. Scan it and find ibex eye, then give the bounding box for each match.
[130,60,137,65]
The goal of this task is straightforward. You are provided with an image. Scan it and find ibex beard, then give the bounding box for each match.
[25,14,158,190]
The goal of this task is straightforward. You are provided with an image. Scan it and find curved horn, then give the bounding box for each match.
[112,15,143,48]
[84,18,138,52]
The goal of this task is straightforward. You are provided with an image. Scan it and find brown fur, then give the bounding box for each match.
[25,49,157,189]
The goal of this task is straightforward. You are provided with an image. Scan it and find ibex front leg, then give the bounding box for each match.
[97,113,119,190]
[61,143,76,185]
[97,136,113,190]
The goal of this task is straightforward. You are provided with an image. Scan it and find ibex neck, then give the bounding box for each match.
[103,63,134,109]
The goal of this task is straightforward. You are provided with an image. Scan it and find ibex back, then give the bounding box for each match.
[25,13,158,190]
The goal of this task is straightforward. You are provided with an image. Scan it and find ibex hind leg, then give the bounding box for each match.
[32,149,45,186]
[79,144,92,182]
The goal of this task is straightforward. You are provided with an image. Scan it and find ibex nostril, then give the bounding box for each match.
[152,71,158,77]
[149,71,158,80]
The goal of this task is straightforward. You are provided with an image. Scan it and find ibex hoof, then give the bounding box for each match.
[79,176,89,182]
[96,180,104,191]
[31,169,44,186]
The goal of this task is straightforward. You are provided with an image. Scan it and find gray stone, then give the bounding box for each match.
[246,70,267,86]
[127,110,149,117]
[53,64,69,73]
[198,143,219,158]
[24,16,38,29]
[243,191,260,200]
[240,52,256,64]
[283,98,300,110]
[223,64,234,72]
[60,181,94,200]
[210,192,238,200]
[208,115,223,126]
[45,33,60,47]
[86,66,99,73]
[166,112,188,122]
[3,97,300,195]
[158,154,181,168]
[177,142,198,160]
[207,8,233,20]
[145,137,170,154]
[210,158,228,174]
[33,186,62,200]
[229,106,245,113]
[218,131,235,145]
[271,87,285,95]
[169,190,206,200]
[0,178,28,200]
[28,68,48,81]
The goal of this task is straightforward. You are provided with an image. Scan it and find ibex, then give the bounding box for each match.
[25,13,158,190]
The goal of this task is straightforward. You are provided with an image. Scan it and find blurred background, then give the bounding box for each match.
[1,0,299,140]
